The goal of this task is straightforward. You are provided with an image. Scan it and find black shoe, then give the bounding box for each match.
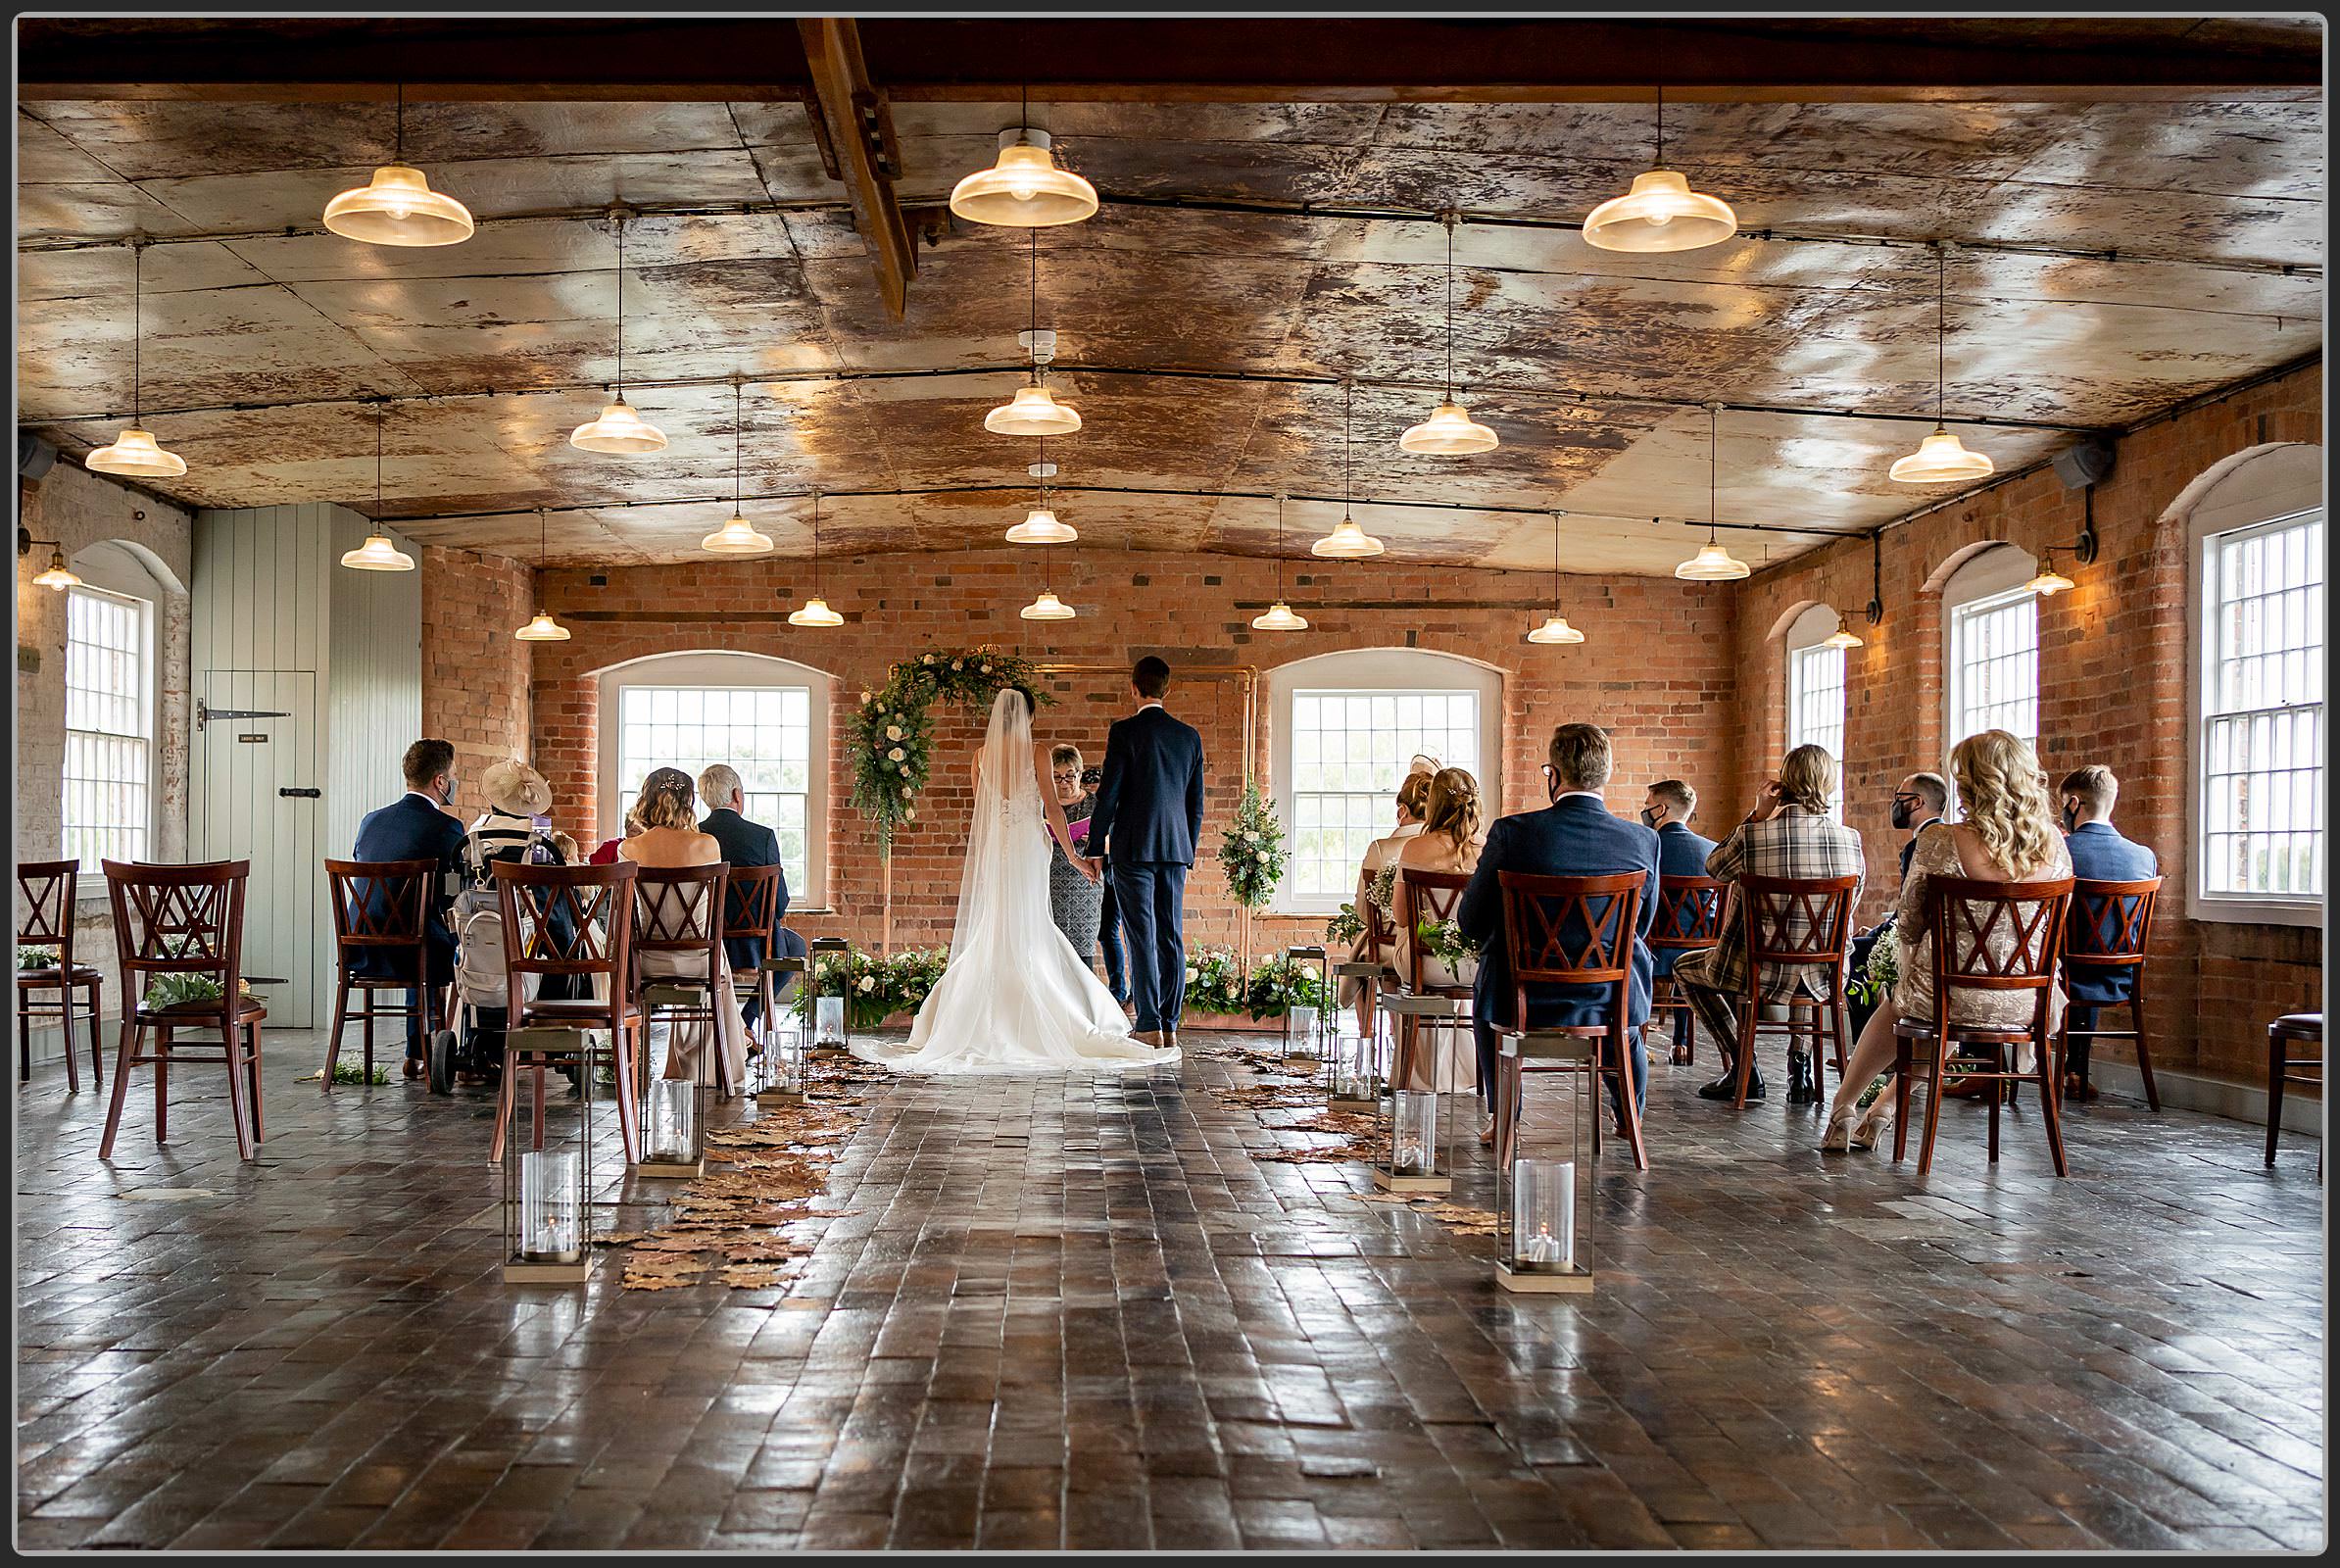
[1697,1068,1765,1102]
[1787,1053,1816,1104]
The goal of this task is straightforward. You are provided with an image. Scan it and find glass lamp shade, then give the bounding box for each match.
[569,398,668,455]
[788,595,844,628]
[321,164,476,247]
[1674,540,1752,581]
[32,552,81,591]
[2023,564,2076,597]
[1888,427,1994,484]
[1526,612,1584,645]
[84,426,187,479]
[950,128,1099,227]
[1311,514,1386,560]
[814,993,848,1048]
[1583,168,1737,253]
[1250,600,1309,631]
[984,383,1083,437]
[702,513,774,555]
[1398,399,1499,456]
[1020,589,1077,621]
[514,611,571,642]
[1003,507,1078,545]
[339,533,416,571]
[1822,623,1865,650]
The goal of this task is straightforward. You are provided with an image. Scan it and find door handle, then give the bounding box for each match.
[278,787,321,799]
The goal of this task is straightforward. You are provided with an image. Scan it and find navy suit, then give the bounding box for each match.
[1089,704,1205,1035]
[701,808,806,1018]
[352,792,466,1058]
[1458,795,1660,1124]
[1652,820,1719,1057]
[2064,821,2159,1009]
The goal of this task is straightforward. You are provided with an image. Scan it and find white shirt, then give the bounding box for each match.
[1136,699,1164,713]
[1556,790,1604,805]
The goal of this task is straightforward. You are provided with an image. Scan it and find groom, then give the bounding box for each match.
[1088,656,1205,1049]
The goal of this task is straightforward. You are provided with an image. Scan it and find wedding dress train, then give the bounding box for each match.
[853,689,1179,1076]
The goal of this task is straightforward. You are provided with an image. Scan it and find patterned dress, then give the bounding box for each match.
[1048,791,1104,963]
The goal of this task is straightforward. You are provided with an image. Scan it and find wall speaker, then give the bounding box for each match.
[18,432,57,481]
[2051,438,2115,491]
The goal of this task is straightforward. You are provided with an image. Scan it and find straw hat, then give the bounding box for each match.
[482,758,553,818]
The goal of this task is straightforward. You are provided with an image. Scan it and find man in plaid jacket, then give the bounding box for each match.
[1671,745,1866,1103]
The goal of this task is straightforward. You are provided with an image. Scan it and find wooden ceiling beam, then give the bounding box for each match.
[795,18,918,321]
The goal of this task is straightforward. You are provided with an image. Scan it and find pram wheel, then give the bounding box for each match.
[427,1029,458,1096]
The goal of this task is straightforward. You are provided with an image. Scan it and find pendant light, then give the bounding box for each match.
[1398,213,1498,456]
[1019,536,1077,620]
[340,403,417,571]
[322,82,474,247]
[702,381,775,555]
[788,491,844,627]
[1313,381,1386,560]
[1004,442,1078,544]
[570,210,667,455]
[1525,511,1584,644]
[1251,493,1310,631]
[1889,243,1995,485]
[1822,613,1864,650]
[86,242,188,480]
[2023,550,2076,597]
[514,509,570,641]
[26,542,79,591]
[1583,86,1737,254]
[1675,403,1750,581]
[951,84,1098,228]
[986,232,1082,437]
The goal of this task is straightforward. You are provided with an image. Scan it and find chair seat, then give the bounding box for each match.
[136,995,268,1025]
[1895,1017,2034,1045]
[17,963,101,986]
[2270,1012,2323,1046]
[517,999,641,1024]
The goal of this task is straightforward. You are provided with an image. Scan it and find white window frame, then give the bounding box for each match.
[1784,604,1848,794]
[2185,449,2324,926]
[1267,648,1504,916]
[61,553,161,891]
[1942,545,2042,758]
[596,651,835,910]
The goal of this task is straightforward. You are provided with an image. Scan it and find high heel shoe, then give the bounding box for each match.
[1850,1098,1895,1152]
[1820,1103,1857,1153]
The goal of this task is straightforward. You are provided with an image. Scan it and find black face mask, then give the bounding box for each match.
[2061,804,2079,833]
[1889,799,1914,830]
[1639,808,1662,829]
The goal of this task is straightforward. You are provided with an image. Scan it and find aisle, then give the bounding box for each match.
[13,1029,2324,1550]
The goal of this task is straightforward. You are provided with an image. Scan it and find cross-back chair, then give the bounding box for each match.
[633,862,735,1096]
[488,860,643,1166]
[17,858,104,1092]
[718,861,784,1045]
[321,858,437,1093]
[2060,875,2163,1108]
[1725,874,1860,1110]
[1490,870,1648,1173]
[1389,867,1476,1095]
[1648,874,1726,1066]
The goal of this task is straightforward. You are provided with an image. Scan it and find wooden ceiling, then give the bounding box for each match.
[14,16,2324,574]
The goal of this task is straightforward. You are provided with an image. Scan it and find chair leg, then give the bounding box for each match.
[60,989,82,1095]
[84,980,104,1094]
[1731,996,1758,1109]
[323,979,349,1094]
[2264,1035,2285,1167]
[1916,1032,1948,1178]
[248,1021,266,1146]
[1986,1044,2003,1164]
[1891,1037,1914,1162]
[1493,1054,1519,1171]
[2130,993,2160,1111]
[489,1042,520,1166]
[217,1022,255,1162]
[16,995,27,1083]
[611,1021,643,1166]
[1612,1029,1649,1173]
[155,1028,171,1143]
[98,1019,139,1159]
[2037,1031,2070,1177]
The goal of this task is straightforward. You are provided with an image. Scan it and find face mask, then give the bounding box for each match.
[439,777,459,808]
[2061,804,2079,833]
[1889,799,1914,830]
[1639,808,1662,828]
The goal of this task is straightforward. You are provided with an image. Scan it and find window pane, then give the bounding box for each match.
[1287,683,1484,907]
[615,683,818,893]
[2203,511,2324,899]
[63,587,152,874]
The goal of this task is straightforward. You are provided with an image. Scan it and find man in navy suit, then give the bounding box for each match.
[696,764,806,1029]
[1459,724,1660,1131]
[1641,778,1718,1063]
[2060,764,2161,1091]
[1087,657,1206,1049]
[352,738,468,1076]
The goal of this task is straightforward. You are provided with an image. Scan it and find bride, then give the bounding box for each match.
[853,688,1180,1075]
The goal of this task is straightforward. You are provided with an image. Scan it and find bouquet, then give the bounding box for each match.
[1415,917,1483,968]
[1367,862,1398,920]
[17,945,59,970]
[1243,955,1331,1019]
[1324,904,1365,947]
[1218,781,1286,910]
[797,944,951,1030]
[1847,922,1899,1007]
[1181,946,1250,1017]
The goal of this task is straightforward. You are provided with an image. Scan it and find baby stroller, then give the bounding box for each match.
[425,829,584,1095]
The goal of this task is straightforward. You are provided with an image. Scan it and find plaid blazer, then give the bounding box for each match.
[1673,806,1866,1004]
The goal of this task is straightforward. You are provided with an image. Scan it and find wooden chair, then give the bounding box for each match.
[487,860,644,1166]
[1489,870,1649,1173]
[1647,874,1726,1065]
[97,859,266,1162]
[633,862,734,1097]
[1352,881,1402,1036]
[2266,1013,2322,1171]
[1890,874,2075,1178]
[1389,867,1476,1096]
[16,858,104,1092]
[2058,876,2163,1109]
[321,858,437,1094]
[1725,874,1860,1111]
[718,861,784,1045]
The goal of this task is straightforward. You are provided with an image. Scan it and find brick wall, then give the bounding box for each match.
[417,545,535,818]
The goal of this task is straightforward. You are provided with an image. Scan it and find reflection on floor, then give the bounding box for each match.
[14,1025,2326,1550]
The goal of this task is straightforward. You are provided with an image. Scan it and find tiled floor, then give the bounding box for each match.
[14,1026,2327,1551]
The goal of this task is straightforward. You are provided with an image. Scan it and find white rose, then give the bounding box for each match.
[921,654,934,664]
[886,725,902,741]
[857,976,876,993]
[1184,967,1198,985]
[980,662,992,673]
[1255,849,1270,862]
[902,786,913,799]
[1243,830,1258,842]
[900,764,911,777]
[888,747,905,761]
[904,808,916,821]
[951,660,962,671]
[860,690,873,704]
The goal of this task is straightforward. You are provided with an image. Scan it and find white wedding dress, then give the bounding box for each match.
[853,690,1180,1076]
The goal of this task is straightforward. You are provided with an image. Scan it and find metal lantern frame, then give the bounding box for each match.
[1328,959,1387,1112]
[635,978,710,1180]
[1494,1031,1597,1294]
[502,1025,595,1285]
[806,936,853,1054]
[756,954,810,1104]
[1283,944,1332,1073]
[1372,992,1460,1193]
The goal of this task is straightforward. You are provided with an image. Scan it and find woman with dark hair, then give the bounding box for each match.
[1046,743,1108,977]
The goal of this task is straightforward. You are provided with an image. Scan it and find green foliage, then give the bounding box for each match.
[17,945,60,970]
[1323,904,1364,947]
[796,945,951,1031]
[849,646,1052,856]
[1414,916,1483,967]
[1848,923,1899,1006]
[1217,780,1286,910]
[330,1060,391,1086]
[142,972,223,1010]
[1182,945,1327,1020]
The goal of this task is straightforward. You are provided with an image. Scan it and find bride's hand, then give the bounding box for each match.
[1075,856,1101,884]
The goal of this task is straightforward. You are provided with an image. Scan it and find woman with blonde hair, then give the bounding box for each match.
[1341,763,1438,1035]
[1387,766,1487,1101]
[1820,729,2072,1152]
[621,768,752,1092]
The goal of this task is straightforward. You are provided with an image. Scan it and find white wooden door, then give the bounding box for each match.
[193,669,320,1027]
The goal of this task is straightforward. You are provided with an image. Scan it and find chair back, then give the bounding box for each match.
[104,858,250,1014]
[2065,875,2161,973]
[1738,874,1860,992]
[1651,874,1726,954]
[17,858,78,967]
[633,863,729,979]
[1363,877,1397,959]
[1924,874,2074,1019]
[324,858,434,961]
[720,861,782,950]
[491,860,637,1018]
[1394,867,1475,994]
[1496,870,1643,1007]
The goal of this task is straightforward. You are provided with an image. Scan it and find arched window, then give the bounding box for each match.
[1941,544,2041,750]
[1268,649,1504,914]
[62,542,165,874]
[596,651,834,906]
[1784,603,1848,765]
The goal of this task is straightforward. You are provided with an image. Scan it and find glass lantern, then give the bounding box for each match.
[1495,1032,1596,1294]
[1374,1087,1449,1194]
[1328,960,1384,1111]
[638,1075,705,1179]
[807,937,853,1054]
[502,1028,594,1285]
[755,1015,807,1106]
[1283,945,1331,1070]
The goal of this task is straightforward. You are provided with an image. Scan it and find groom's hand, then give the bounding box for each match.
[1080,857,1103,883]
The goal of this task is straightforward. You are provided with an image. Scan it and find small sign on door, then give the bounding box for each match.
[238,732,269,744]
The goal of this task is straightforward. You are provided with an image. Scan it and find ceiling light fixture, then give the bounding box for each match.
[950,84,1098,228]
[1252,492,1310,631]
[322,82,475,247]
[986,233,1083,437]
[1584,85,1737,253]
[1675,403,1751,581]
[570,208,668,455]
[788,491,844,627]
[1890,242,1994,485]
[1525,511,1584,644]
[703,381,775,555]
[20,530,81,591]
[1005,442,1079,544]
[340,404,417,571]
[1399,213,1499,456]
[1313,380,1385,560]
[513,508,570,641]
[86,240,188,480]
[1019,496,1077,622]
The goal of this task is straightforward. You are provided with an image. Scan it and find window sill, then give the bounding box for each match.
[2185,895,2325,928]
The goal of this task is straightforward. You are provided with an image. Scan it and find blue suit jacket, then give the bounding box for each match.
[1652,821,1720,978]
[701,808,790,971]
[2065,822,2160,1005]
[1090,705,1205,866]
[351,792,466,980]
[1458,796,1660,1033]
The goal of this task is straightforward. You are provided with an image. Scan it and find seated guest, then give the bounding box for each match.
[463,758,556,879]
[1846,770,1949,1039]
[353,739,467,1080]
[1641,778,1719,1061]
[1341,764,1436,1038]
[1388,767,1487,1098]
[624,768,752,1091]
[1457,724,1659,1140]
[1048,745,1109,977]
[550,830,580,865]
[1674,744,1866,1105]
[2059,763,2160,1097]
[1820,730,2071,1152]
[697,765,806,1027]
[589,807,642,866]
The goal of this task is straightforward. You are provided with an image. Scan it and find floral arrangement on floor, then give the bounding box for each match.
[1181,945,1328,1020]
[1181,946,1250,1018]
[17,945,59,970]
[1323,904,1364,948]
[1218,781,1286,910]
[797,945,951,1031]
[850,646,1052,855]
